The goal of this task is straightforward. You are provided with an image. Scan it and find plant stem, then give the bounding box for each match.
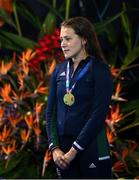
[13,0,22,36]
[65,0,70,20]
[52,0,56,8]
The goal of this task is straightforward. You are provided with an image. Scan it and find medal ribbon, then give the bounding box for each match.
[66,60,91,93]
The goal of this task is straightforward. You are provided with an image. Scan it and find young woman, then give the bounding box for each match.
[46,16,113,179]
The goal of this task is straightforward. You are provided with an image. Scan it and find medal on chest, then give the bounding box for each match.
[63,92,75,106]
[63,60,91,106]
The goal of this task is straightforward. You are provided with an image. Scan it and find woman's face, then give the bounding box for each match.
[60,26,86,60]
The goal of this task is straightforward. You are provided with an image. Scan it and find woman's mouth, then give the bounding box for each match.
[63,49,69,53]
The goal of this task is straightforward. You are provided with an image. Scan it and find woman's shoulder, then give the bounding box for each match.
[53,59,68,76]
[56,59,67,69]
[89,56,112,80]
[91,56,110,71]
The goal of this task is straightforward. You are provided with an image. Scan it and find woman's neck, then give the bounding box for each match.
[72,54,88,72]
[72,53,88,66]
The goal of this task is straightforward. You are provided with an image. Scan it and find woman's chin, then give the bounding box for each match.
[64,54,72,59]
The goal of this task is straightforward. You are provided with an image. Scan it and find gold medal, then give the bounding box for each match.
[63,92,75,106]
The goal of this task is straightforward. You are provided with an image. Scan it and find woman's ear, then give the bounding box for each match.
[81,38,87,46]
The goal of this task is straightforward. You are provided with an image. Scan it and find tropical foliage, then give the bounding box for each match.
[0,34,62,179]
[0,0,139,179]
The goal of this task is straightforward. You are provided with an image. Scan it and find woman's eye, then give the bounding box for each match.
[60,37,71,43]
[66,38,71,41]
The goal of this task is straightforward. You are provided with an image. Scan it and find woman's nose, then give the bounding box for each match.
[61,40,66,47]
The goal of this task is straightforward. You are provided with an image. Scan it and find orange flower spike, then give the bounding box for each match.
[23,64,29,76]
[7,113,22,128]
[0,106,4,118]
[33,123,41,150]
[12,90,20,102]
[34,84,48,95]
[24,112,34,129]
[128,140,138,153]
[13,90,31,102]
[20,129,30,143]
[110,66,120,77]
[0,60,13,75]
[35,102,44,124]
[19,49,36,64]
[44,150,52,164]
[106,127,116,144]
[48,59,56,75]
[0,133,2,142]
[2,139,16,156]
[1,125,12,141]
[33,123,41,136]
[122,148,129,159]
[106,104,123,131]
[25,49,36,61]
[0,107,4,126]
[112,160,125,172]
[17,72,24,90]
[42,150,52,176]
[35,102,44,114]
[0,83,13,103]
[22,91,33,99]
[115,83,121,97]
[111,104,123,123]
[112,83,127,102]
[106,118,116,135]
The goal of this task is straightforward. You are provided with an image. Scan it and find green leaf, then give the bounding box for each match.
[119,121,139,133]
[38,0,64,20]
[0,30,38,50]
[122,46,139,68]
[118,99,139,129]
[95,10,125,34]
[0,151,23,174]
[121,99,139,113]
[0,150,40,178]
[0,35,21,51]
[39,12,56,36]
[65,0,70,20]
[0,8,16,29]
[16,2,41,30]
[120,3,132,52]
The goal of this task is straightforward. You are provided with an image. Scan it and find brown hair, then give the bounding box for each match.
[61,16,106,63]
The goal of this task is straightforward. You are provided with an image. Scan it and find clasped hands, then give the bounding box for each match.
[52,147,77,169]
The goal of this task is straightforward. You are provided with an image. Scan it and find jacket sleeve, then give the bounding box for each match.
[46,65,59,151]
[72,63,113,151]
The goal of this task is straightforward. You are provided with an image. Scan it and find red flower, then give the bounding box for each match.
[29,28,64,71]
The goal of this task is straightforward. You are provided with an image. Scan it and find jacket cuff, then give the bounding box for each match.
[49,142,59,152]
[72,141,84,152]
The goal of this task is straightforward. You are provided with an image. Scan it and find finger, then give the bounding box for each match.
[58,160,69,169]
[60,159,68,167]
[61,156,70,165]
[58,156,69,165]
